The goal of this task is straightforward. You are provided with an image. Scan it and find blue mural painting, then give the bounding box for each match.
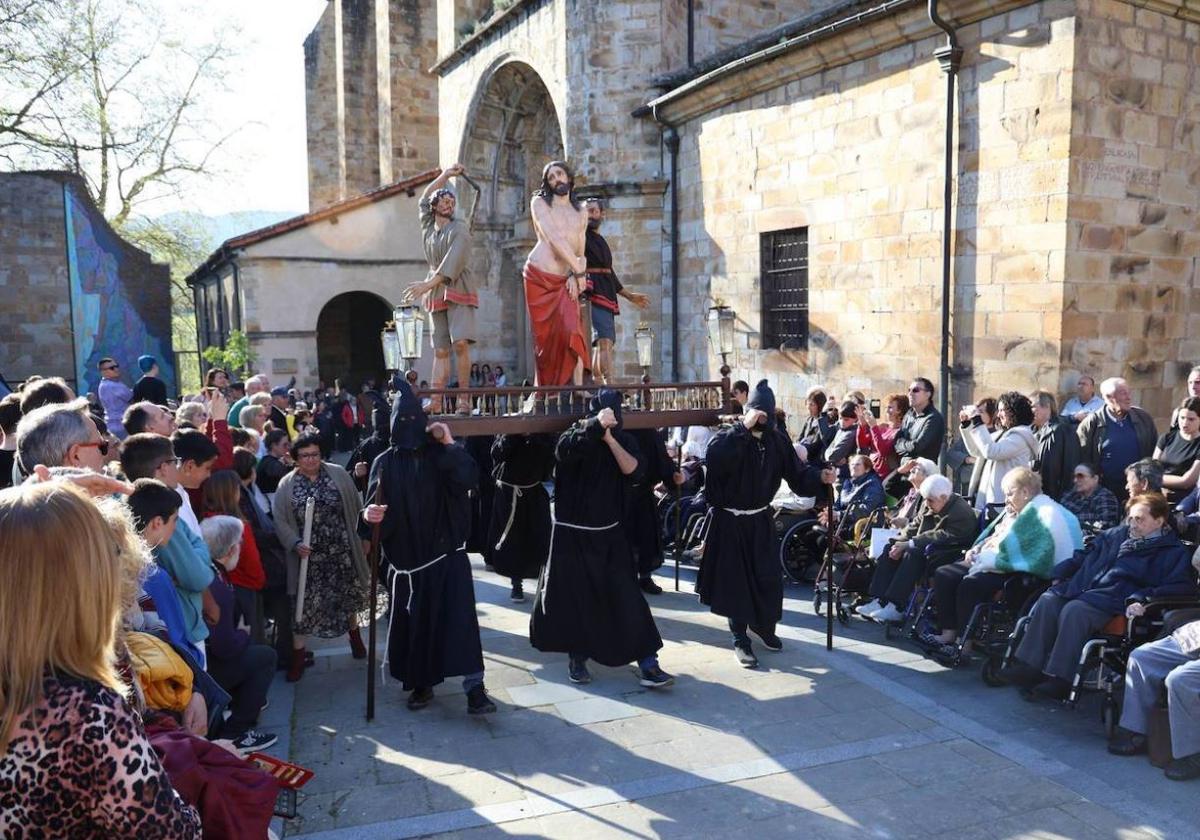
[64,184,175,399]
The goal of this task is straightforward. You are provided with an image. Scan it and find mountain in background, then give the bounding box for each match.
[156,209,302,254]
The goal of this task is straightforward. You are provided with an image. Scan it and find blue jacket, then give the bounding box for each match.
[837,471,885,518]
[152,527,214,644]
[1050,524,1197,615]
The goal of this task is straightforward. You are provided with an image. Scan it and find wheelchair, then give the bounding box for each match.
[775,494,819,584]
[811,504,891,626]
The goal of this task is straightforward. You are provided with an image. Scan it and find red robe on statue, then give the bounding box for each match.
[523,261,589,387]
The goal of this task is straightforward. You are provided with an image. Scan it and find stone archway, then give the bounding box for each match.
[315,291,392,389]
[459,61,564,381]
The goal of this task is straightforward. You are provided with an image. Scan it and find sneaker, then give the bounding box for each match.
[639,577,664,595]
[638,666,675,689]
[1164,753,1200,781]
[750,627,783,651]
[734,642,759,669]
[466,685,497,715]
[510,583,525,602]
[872,604,904,623]
[855,599,885,617]
[407,686,434,710]
[232,730,278,753]
[568,658,592,684]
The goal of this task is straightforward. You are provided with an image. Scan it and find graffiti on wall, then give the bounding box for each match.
[64,184,175,399]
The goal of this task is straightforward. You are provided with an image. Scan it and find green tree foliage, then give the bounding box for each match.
[202,329,255,380]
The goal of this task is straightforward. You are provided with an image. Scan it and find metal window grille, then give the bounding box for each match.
[760,228,809,350]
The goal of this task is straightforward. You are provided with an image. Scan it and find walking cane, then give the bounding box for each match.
[826,481,836,651]
[365,479,386,722]
[673,443,683,592]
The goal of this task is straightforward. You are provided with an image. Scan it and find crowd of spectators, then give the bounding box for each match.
[0,363,399,837]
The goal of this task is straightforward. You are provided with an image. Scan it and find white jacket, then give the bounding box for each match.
[963,423,1037,512]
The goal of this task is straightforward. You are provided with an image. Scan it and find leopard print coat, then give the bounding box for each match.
[0,673,201,839]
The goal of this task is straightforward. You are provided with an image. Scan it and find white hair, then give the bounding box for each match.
[246,375,270,394]
[1099,377,1126,396]
[919,474,953,500]
[910,458,939,480]
[200,514,243,562]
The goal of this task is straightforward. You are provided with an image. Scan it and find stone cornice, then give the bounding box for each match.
[430,0,551,76]
[646,0,1200,125]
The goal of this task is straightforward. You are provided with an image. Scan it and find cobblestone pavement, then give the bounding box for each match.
[265,557,1199,839]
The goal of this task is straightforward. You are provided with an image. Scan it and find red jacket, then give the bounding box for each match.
[202,513,265,591]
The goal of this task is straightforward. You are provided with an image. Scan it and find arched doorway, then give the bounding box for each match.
[459,61,564,380]
[316,291,391,389]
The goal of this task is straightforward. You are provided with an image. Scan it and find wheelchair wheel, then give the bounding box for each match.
[781,518,817,584]
[812,587,824,616]
[980,657,1005,688]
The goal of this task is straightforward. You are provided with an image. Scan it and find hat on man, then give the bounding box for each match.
[138,355,157,373]
[270,386,288,397]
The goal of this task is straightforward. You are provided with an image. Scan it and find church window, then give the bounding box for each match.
[760,227,809,351]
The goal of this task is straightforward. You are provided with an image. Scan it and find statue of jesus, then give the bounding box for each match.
[523,160,590,387]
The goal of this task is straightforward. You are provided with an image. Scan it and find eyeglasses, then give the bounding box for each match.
[908,387,926,394]
[296,452,322,460]
[102,364,119,371]
[1073,473,1091,479]
[77,440,110,456]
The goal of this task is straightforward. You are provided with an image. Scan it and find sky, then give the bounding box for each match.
[161,0,328,218]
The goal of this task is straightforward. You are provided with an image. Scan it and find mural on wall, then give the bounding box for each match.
[64,184,175,399]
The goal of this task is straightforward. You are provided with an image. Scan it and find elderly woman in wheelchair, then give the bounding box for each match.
[1000,492,1198,702]
[920,468,1083,660]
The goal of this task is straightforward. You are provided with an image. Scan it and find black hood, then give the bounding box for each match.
[746,379,776,431]
[389,381,427,450]
[588,388,623,429]
[370,396,389,438]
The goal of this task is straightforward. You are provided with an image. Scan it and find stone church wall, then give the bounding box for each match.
[669,1,1079,419]
[1062,0,1200,419]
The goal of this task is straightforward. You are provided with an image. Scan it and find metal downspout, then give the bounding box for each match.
[651,104,682,383]
[928,0,962,455]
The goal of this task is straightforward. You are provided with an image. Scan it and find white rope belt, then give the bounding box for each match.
[538,518,620,614]
[494,479,542,551]
[382,542,466,680]
[718,504,770,516]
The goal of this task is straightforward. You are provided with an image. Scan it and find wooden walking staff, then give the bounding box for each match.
[365,479,386,722]
[673,442,683,592]
[295,497,314,623]
[825,482,836,651]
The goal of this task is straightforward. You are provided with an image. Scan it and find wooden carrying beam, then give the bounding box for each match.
[416,379,733,437]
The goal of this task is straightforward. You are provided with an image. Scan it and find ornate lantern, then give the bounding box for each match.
[635,323,654,373]
[380,324,401,372]
[706,301,736,365]
[393,304,425,365]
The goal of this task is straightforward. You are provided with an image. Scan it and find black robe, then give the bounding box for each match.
[530,418,663,665]
[487,434,555,581]
[348,432,389,495]
[362,442,484,690]
[624,428,676,577]
[696,423,825,626]
[465,435,496,562]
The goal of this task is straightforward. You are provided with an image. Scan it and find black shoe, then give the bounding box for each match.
[639,577,663,595]
[999,661,1043,689]
[510,583,525,602]
[407,686,434,710]
[638,665,675,688]
[1107,729,1148,757]
[750,626,783,651]
[1022,677,1071,703]
[1165,754,1200,781]
[231,729,278,753]
[568,658,592,684]
[466,685,497,715]
[734,642,758,669]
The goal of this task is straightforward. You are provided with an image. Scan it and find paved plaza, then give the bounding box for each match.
[263,557,1200,839]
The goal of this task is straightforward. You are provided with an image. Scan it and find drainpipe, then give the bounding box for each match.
[928,0,961,456]
[649,104,682,383]
[686,0,695,67]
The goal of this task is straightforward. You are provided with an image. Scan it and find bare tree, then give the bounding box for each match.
[0,0,238,225]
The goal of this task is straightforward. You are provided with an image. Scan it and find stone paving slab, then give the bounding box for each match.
[278,557,1197,838]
